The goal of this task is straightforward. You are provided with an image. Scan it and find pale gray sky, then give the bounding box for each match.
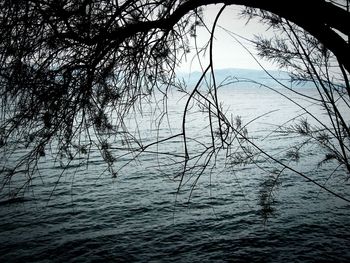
[178,4,279,72]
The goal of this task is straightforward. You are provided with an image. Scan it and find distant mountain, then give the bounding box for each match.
[176,68,294,88]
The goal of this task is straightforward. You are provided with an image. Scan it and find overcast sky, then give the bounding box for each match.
[178,4,279,72]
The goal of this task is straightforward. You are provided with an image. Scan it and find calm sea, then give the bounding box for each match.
[1,85,350,262]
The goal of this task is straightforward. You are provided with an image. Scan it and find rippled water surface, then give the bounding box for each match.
[1,85,350,262]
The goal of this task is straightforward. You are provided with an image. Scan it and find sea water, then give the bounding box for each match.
[1,84,350,262]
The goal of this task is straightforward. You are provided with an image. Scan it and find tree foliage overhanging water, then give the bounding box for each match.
[0,0,349,207]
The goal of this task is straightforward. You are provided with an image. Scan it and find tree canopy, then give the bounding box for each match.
[0,0,349,202]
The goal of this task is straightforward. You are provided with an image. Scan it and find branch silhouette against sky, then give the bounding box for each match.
[0,0,349,205]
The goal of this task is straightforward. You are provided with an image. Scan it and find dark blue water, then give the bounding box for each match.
[1,86,350,262]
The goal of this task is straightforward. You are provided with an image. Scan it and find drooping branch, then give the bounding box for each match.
[1,0,349,202]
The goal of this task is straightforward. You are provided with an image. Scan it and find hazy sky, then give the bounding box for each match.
[178,4,278,72]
